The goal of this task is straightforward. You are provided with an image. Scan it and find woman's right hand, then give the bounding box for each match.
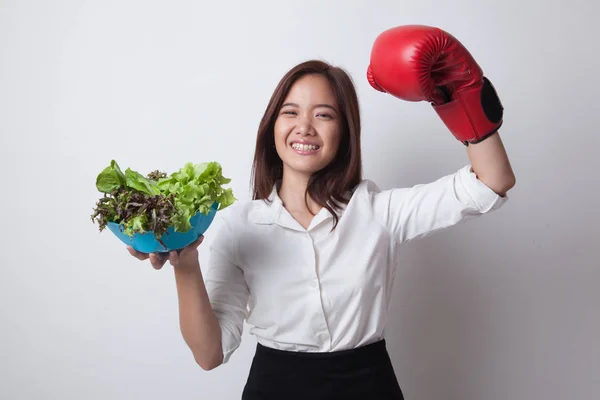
[127,235,205,270]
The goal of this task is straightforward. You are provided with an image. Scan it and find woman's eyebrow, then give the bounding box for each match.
[314,104,337,111]
[281,102,337,111]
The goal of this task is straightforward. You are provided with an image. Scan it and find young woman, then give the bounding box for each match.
[128,25,515,400]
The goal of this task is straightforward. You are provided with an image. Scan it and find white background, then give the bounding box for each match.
[1,0,598,399]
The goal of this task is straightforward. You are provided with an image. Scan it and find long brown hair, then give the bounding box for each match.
[250,60,362,228]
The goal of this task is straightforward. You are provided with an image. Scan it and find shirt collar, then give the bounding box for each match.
[248,184,336,231]
[248,185,285,225]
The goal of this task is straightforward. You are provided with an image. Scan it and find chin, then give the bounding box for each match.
[284,161,327,176]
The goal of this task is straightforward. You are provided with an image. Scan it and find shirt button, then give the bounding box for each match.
[310,279,318,288]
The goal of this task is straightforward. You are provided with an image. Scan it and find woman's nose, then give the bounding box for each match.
[295,116,315,136]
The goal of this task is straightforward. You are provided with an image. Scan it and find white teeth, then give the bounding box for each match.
[292,143,319,151]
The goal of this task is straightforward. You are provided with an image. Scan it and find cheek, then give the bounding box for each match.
[273,120,287,142]
[324,129,342,152]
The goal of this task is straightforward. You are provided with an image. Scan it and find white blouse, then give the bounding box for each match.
[205,165,508,364]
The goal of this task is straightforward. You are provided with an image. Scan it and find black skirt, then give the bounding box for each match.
[241,339,404,400]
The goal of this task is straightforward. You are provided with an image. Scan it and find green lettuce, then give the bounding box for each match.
[96,160,161,196]
[157,162,236,232]
[92,160,235,238]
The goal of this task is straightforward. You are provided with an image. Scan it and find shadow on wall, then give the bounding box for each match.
[363,117,523,399]
[386,231,495,400]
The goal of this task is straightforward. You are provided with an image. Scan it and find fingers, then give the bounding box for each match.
[149,252,168,270]
[168,250,179,266]
[127,246,148,260]
[128,246,166,269]
[189,235,205,250]
[126,235,205,269]
[167,235,203,267]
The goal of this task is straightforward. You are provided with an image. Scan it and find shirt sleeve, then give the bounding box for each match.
[204,216,249,364]
[370,165,509,244]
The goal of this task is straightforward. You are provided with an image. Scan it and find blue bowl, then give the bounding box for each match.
[107,202,218,253]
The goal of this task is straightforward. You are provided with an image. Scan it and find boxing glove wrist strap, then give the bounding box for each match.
[432,77,504,145]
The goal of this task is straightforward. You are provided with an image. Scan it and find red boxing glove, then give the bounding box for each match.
[367,25,503,145]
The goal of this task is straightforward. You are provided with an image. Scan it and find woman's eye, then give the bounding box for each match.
[317,113,333,119]
[282,110,296,115]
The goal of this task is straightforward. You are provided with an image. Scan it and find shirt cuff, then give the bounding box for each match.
[455,165,509,213]
[219,322,242,365]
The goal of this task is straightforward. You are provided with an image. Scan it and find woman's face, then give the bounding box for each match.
[274,74,342,180]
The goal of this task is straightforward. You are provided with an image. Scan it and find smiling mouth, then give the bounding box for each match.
[291,143,320,152]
